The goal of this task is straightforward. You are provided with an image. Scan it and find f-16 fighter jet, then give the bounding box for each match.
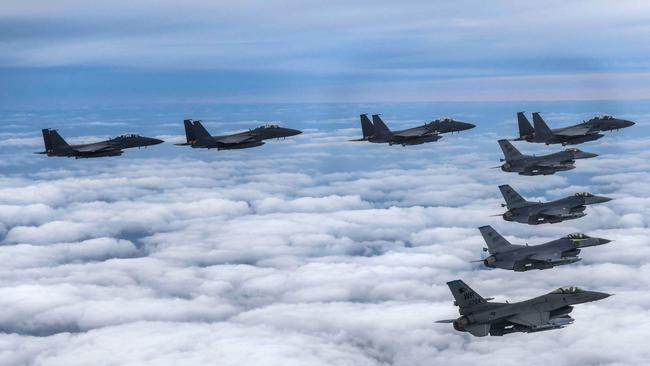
[36,129,163,158]
[498,184,611,225]
[350,114,475,146]
[497,139,597,175]
[436,280,610,336]
[176,119,301,150]
[473,225,611,271]
[515,111,634,145]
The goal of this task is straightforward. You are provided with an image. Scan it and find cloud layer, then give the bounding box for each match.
[0,105,649,365]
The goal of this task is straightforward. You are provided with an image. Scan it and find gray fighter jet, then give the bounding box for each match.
[498,184,611,225]
[515,111,634,145]
[350,114,475,146]
[436,280,610,336]
[176,119,301,150]
[36,129,163,158]
[497,139,598,175]
[473,225,611,271]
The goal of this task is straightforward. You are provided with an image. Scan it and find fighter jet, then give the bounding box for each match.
[515,111,634,145]
[498,184,611,225]
[497,139,598,176]
[36,129,163,158]
[350,114,475,146]
[176,119,301,150]
[473,225,611,271]
[436,280,610,336]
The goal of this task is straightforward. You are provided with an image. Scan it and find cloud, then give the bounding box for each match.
[0,106,648,364]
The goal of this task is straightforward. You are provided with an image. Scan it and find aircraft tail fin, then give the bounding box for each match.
[41,129,53,151]
[371,114,392,138]
[192,120,211,139]
[360,114,374,139]
[42,129,70,150]
[183,119,196,143]
[517,112,534,139]
[447,280,487,309]
[498,139,522,160]
[478,226,514,254]
[532,113,555,142]
[498,184,529,209]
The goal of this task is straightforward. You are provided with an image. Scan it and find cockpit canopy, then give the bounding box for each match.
[565,148,579,152]
[257,124,280,129]
[567,233,590,240]
[575,192,594,197]
[428,117,455,124]
[593,115,613,120]
[551,286,585,294]
[116,133,141,139]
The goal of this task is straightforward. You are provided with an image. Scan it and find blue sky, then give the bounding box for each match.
[3,0,650,105]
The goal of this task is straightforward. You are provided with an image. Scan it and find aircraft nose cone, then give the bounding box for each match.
[457,122,476,131]
[575,151,599,159]
[587,195,612,204]
[287,128,302,136]
[620,120,635,128]
[596,196,612,203]
[591,291,611,301]
[150,138,164,145]
[597,238,612,245]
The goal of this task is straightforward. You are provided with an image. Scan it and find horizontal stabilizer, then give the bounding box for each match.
[466,324,490,337]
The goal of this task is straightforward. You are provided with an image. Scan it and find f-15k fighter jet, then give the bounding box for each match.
[436,280,610,336]
[177,119,301,150]
[515,112,634,145]
[473,225,611,271]
[36,129,163,158]
[498,184,611,225]
[497,139,598,175]
[351,114,474,146]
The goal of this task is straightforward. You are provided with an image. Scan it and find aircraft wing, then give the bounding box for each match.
[537,206,574,217]
[532,161,571,169]
[507,310,550,327]
[554,125,594,137]
[214,134,258,144]
[393,128,432,138]
[72,142,116,153]
[528,251,563,262]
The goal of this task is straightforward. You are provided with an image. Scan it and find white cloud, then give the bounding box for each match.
[0,123,649,365]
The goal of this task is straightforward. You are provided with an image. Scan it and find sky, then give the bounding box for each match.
[3,0,650,105]
[2,2,650,366]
